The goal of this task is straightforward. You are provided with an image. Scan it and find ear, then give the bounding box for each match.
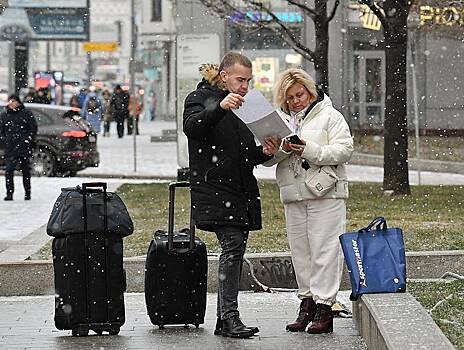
[219,70,228,82]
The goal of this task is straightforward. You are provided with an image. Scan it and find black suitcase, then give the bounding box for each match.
[51,182,128,336]
[145,181,207,328]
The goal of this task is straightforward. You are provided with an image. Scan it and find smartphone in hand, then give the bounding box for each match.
[286,134,304,145]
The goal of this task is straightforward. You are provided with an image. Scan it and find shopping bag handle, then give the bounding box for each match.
[359,216,388,232]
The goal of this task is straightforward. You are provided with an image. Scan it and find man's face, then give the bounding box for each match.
[8,99,20,109]
[220,63,253,96]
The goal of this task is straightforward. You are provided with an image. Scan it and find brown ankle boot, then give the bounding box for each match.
[286,298,316,332]
[307,303,333,334]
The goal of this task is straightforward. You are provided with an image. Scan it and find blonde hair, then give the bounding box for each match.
[274,68,317,114]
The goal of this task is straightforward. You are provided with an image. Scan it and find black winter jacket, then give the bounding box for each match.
[183,77,272,232]
[110,91,130,121]
[0,105,37,157]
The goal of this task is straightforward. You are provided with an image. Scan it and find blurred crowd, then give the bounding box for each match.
[21,85,147,138]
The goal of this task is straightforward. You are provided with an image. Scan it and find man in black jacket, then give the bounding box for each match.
[109,85,129,138]
[183,52,273,338]
[0,95,38,200]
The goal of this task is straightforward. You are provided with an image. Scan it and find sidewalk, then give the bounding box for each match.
[0,292,366,350]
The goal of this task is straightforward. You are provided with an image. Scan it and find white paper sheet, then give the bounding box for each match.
[232,89,292,144]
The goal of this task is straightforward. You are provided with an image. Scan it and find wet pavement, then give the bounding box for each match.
[0,292,366,350]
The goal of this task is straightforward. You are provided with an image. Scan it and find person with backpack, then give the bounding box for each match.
[81,86,103,134]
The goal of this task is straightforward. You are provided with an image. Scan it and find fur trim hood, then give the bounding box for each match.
[198,64,225,89]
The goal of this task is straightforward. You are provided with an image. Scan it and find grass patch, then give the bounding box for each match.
[409,280,464,349]
[354,134,464,162]
[33,182,464,260]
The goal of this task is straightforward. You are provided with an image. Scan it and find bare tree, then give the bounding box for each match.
[359,0,413,195]
[198,0,340,93]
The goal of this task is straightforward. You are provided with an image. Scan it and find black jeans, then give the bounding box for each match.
[116,119,124,138]
[214,226,249,320]
[5,155,31,195]
[103,121,111,136]
[127,116,139,135]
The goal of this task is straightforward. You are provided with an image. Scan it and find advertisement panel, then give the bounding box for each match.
[176,34,221,170]
[0,0,89,40]
[9,0,87,8]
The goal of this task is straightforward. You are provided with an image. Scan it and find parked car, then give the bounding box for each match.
[0,103,99,177]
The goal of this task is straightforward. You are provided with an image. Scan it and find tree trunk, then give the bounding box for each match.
[313,0,330,94]
[382,1,411,195]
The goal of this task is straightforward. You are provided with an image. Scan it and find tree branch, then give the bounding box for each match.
[358,1,390,31]
[285,0,317,18]
[327,0,340,22]
[248,0,316,62]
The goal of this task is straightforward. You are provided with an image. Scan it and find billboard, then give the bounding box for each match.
[176,34,221,170]
[0,0,89,40]
[9,0,87,8]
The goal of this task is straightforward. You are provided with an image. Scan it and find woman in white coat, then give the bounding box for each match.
[263,68,354,334]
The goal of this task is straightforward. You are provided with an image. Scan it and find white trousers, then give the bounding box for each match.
[284,199,346,305]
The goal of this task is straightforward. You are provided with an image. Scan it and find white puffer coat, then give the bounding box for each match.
[264,94,354,203]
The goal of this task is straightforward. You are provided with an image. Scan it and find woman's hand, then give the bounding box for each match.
[263,136,281,155]
[288,138,306,156]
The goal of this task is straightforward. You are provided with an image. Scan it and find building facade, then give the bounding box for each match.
[135,0,464,130]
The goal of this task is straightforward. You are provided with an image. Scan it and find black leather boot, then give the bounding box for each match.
[307,304,333,334]
[221,315,255,338]
[214,317,259,336]
[4,193,13,201]
[286,297,317,332]
[25,191,31,200]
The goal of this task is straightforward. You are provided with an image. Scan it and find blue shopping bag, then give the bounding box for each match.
[339,217,406,300]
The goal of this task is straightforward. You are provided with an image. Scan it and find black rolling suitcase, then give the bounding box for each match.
[48,182,133,336]
[145,181,207,328]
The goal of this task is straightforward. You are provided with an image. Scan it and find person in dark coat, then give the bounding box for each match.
[0,95,38,200]
[183,52,274,338]
[109,85,129,138]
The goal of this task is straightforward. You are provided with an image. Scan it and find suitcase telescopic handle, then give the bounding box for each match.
[82,182,108,191]
[168,181,195,251]
[82,182,108,234]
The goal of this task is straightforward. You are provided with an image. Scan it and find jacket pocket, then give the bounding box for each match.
[204,157,226,182]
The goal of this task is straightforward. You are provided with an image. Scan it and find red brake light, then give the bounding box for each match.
[62,130,87,138]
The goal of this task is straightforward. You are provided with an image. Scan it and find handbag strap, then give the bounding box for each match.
[359,216,388,232]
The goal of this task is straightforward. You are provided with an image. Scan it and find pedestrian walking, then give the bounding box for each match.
[0,95,38,201]
[262,68,354,334]
[183,52,274,338]
[128,92,143,135]
[101,90,114,137]
[81,86,103,134]
[110,85,129,138]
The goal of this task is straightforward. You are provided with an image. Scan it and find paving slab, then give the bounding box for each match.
[0,292,366,350]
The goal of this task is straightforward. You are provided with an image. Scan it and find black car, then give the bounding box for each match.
[0,103,99,177]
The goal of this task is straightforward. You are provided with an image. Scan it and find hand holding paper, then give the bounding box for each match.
[232,89,292,145]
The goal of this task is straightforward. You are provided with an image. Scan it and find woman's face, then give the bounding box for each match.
[286,83,312,113]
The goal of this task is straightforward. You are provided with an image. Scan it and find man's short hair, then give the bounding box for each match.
[8,94,21,103]
[219,52,252,72]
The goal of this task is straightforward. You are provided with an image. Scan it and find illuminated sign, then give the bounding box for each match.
[83,42,119,52]
[419,5,464,26]
[229,11,303,23]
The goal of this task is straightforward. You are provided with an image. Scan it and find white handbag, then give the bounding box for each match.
[304,165,339,197]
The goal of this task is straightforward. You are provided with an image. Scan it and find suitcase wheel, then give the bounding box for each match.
[94,330,103,336]
[109,327,120,335]
[194,322,200,329]
[158,324,165,330]
[72,327,89,337]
